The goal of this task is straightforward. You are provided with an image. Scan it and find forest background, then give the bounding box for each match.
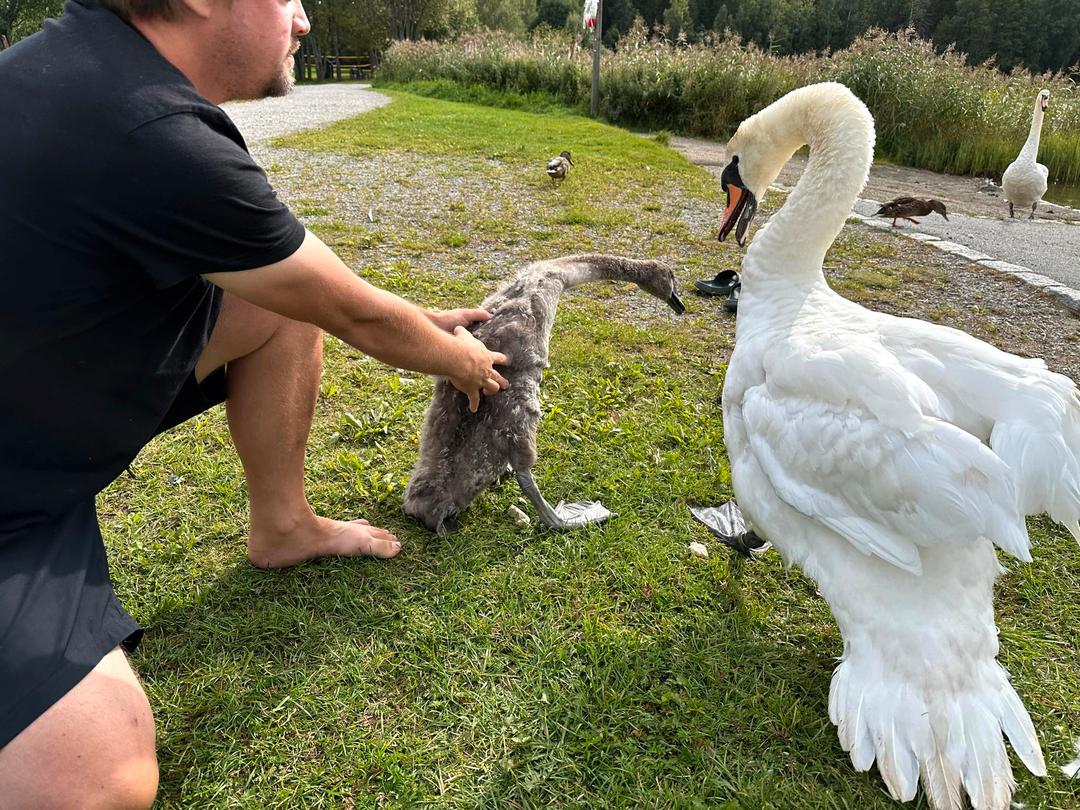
[3,0,1078,78]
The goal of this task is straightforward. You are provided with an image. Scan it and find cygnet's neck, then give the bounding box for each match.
[1019,98,1046,161]
[551,254,649,289]
[744,84,875,283]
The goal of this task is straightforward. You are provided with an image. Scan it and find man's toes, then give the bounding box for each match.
[367,532,401,559]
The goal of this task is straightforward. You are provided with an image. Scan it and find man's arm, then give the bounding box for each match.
[203,230,507,411]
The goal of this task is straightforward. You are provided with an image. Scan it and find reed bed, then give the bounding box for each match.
[378,24,1080,184]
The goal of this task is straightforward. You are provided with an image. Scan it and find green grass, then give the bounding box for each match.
[99,90,1080,808]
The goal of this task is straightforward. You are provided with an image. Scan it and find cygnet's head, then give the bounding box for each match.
[634,261,685,314]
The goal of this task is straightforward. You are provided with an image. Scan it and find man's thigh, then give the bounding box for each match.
[0,647,159,809]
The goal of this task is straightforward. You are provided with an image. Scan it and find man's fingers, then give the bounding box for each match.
[463,308,492,323]
[490,351,508,366]
[488,371,509,390]
[467,388,480,413]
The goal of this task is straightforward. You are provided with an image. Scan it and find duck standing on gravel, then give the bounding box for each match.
[404,254,684,535]
[873,196,948,227]
[1001,89,1050,219]
[546,151,572,186]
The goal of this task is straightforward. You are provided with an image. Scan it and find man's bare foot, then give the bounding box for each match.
[248,514,401,569]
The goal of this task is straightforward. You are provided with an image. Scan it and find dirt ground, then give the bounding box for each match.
[670,135,1080,224]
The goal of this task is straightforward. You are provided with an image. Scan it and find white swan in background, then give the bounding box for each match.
[1001,89,1050,219]
[716,82,1080,809]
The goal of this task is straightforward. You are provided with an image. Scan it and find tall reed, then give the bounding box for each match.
[378,24,1080,184]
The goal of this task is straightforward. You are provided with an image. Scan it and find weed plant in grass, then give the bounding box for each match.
[379,23,1080,184]
[97,89,1080,808]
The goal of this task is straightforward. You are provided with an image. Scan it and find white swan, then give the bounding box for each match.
[716,82,1080,810]
[1001,89,1050,219]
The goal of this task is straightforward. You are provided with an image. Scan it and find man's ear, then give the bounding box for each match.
[175,0,215,20]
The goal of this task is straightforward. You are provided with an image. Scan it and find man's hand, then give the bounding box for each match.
[448,325,509,413]
[428,308,492,333]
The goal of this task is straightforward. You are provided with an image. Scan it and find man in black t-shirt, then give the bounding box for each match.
[0,0,510,805]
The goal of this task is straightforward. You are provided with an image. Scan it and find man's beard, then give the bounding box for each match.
[263,66,296,98]
[261,41,300,99]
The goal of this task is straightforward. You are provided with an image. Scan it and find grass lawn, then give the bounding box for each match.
[99,88,1080,809]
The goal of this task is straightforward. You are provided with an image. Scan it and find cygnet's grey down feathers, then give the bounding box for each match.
[404,253,683,534]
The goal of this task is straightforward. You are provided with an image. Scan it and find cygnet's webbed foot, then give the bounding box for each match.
[515,470,612,530]
[552,500,612,527]
[689,501,769,557]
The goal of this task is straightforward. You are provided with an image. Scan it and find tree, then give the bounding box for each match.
[663,0,694,40]
[475,0,536,34]
[1,0,61,44]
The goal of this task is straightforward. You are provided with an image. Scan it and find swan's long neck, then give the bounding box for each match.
[1020,98,1046,160]
[744,85,875,281]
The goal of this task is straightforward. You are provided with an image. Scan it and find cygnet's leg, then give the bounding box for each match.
[1008,201,1015,218]
[1030,201,1037,220]
[515,470,610,529]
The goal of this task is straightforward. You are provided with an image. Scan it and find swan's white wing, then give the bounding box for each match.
[880,316,1080,530]
[741,385,1030,575]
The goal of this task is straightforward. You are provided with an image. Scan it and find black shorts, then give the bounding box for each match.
[0,367,227,749]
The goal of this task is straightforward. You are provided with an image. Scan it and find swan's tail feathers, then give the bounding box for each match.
[829,652,1045,810]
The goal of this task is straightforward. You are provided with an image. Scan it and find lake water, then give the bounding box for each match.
[1045,179,1080,209]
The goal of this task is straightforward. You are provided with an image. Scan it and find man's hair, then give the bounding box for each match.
[97,0,183,21]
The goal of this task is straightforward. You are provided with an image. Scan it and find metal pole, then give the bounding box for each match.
[590,0,603,118]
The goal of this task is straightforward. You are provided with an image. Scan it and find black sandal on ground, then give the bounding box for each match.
[694,269,740,297]
[723,280,741,313]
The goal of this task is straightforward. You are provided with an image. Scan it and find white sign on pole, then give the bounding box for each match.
[583,0,598,29]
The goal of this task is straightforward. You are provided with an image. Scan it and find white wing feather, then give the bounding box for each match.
[741,384,1030,575]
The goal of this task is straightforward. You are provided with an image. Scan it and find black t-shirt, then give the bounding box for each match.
[0,0,306,526]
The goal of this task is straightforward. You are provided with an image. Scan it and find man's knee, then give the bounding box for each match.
[197,291,322,381]
[103,755,160,810]
[0,648,159,810]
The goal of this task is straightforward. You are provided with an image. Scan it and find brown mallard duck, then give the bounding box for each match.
[545,151,572,186]
[872,196,948,227]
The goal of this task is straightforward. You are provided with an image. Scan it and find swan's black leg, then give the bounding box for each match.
[515,469,571,529]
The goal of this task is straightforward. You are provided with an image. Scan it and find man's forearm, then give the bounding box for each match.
[330,291,472,377]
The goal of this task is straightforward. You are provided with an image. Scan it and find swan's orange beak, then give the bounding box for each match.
[718,185,758,246]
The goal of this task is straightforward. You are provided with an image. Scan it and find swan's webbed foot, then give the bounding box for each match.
[689,502,770,557]
[515,470,611,530]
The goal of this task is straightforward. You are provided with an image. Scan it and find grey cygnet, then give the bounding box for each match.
[403,253,685,535]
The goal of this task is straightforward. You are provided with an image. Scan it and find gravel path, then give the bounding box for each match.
[220,83,389,145]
